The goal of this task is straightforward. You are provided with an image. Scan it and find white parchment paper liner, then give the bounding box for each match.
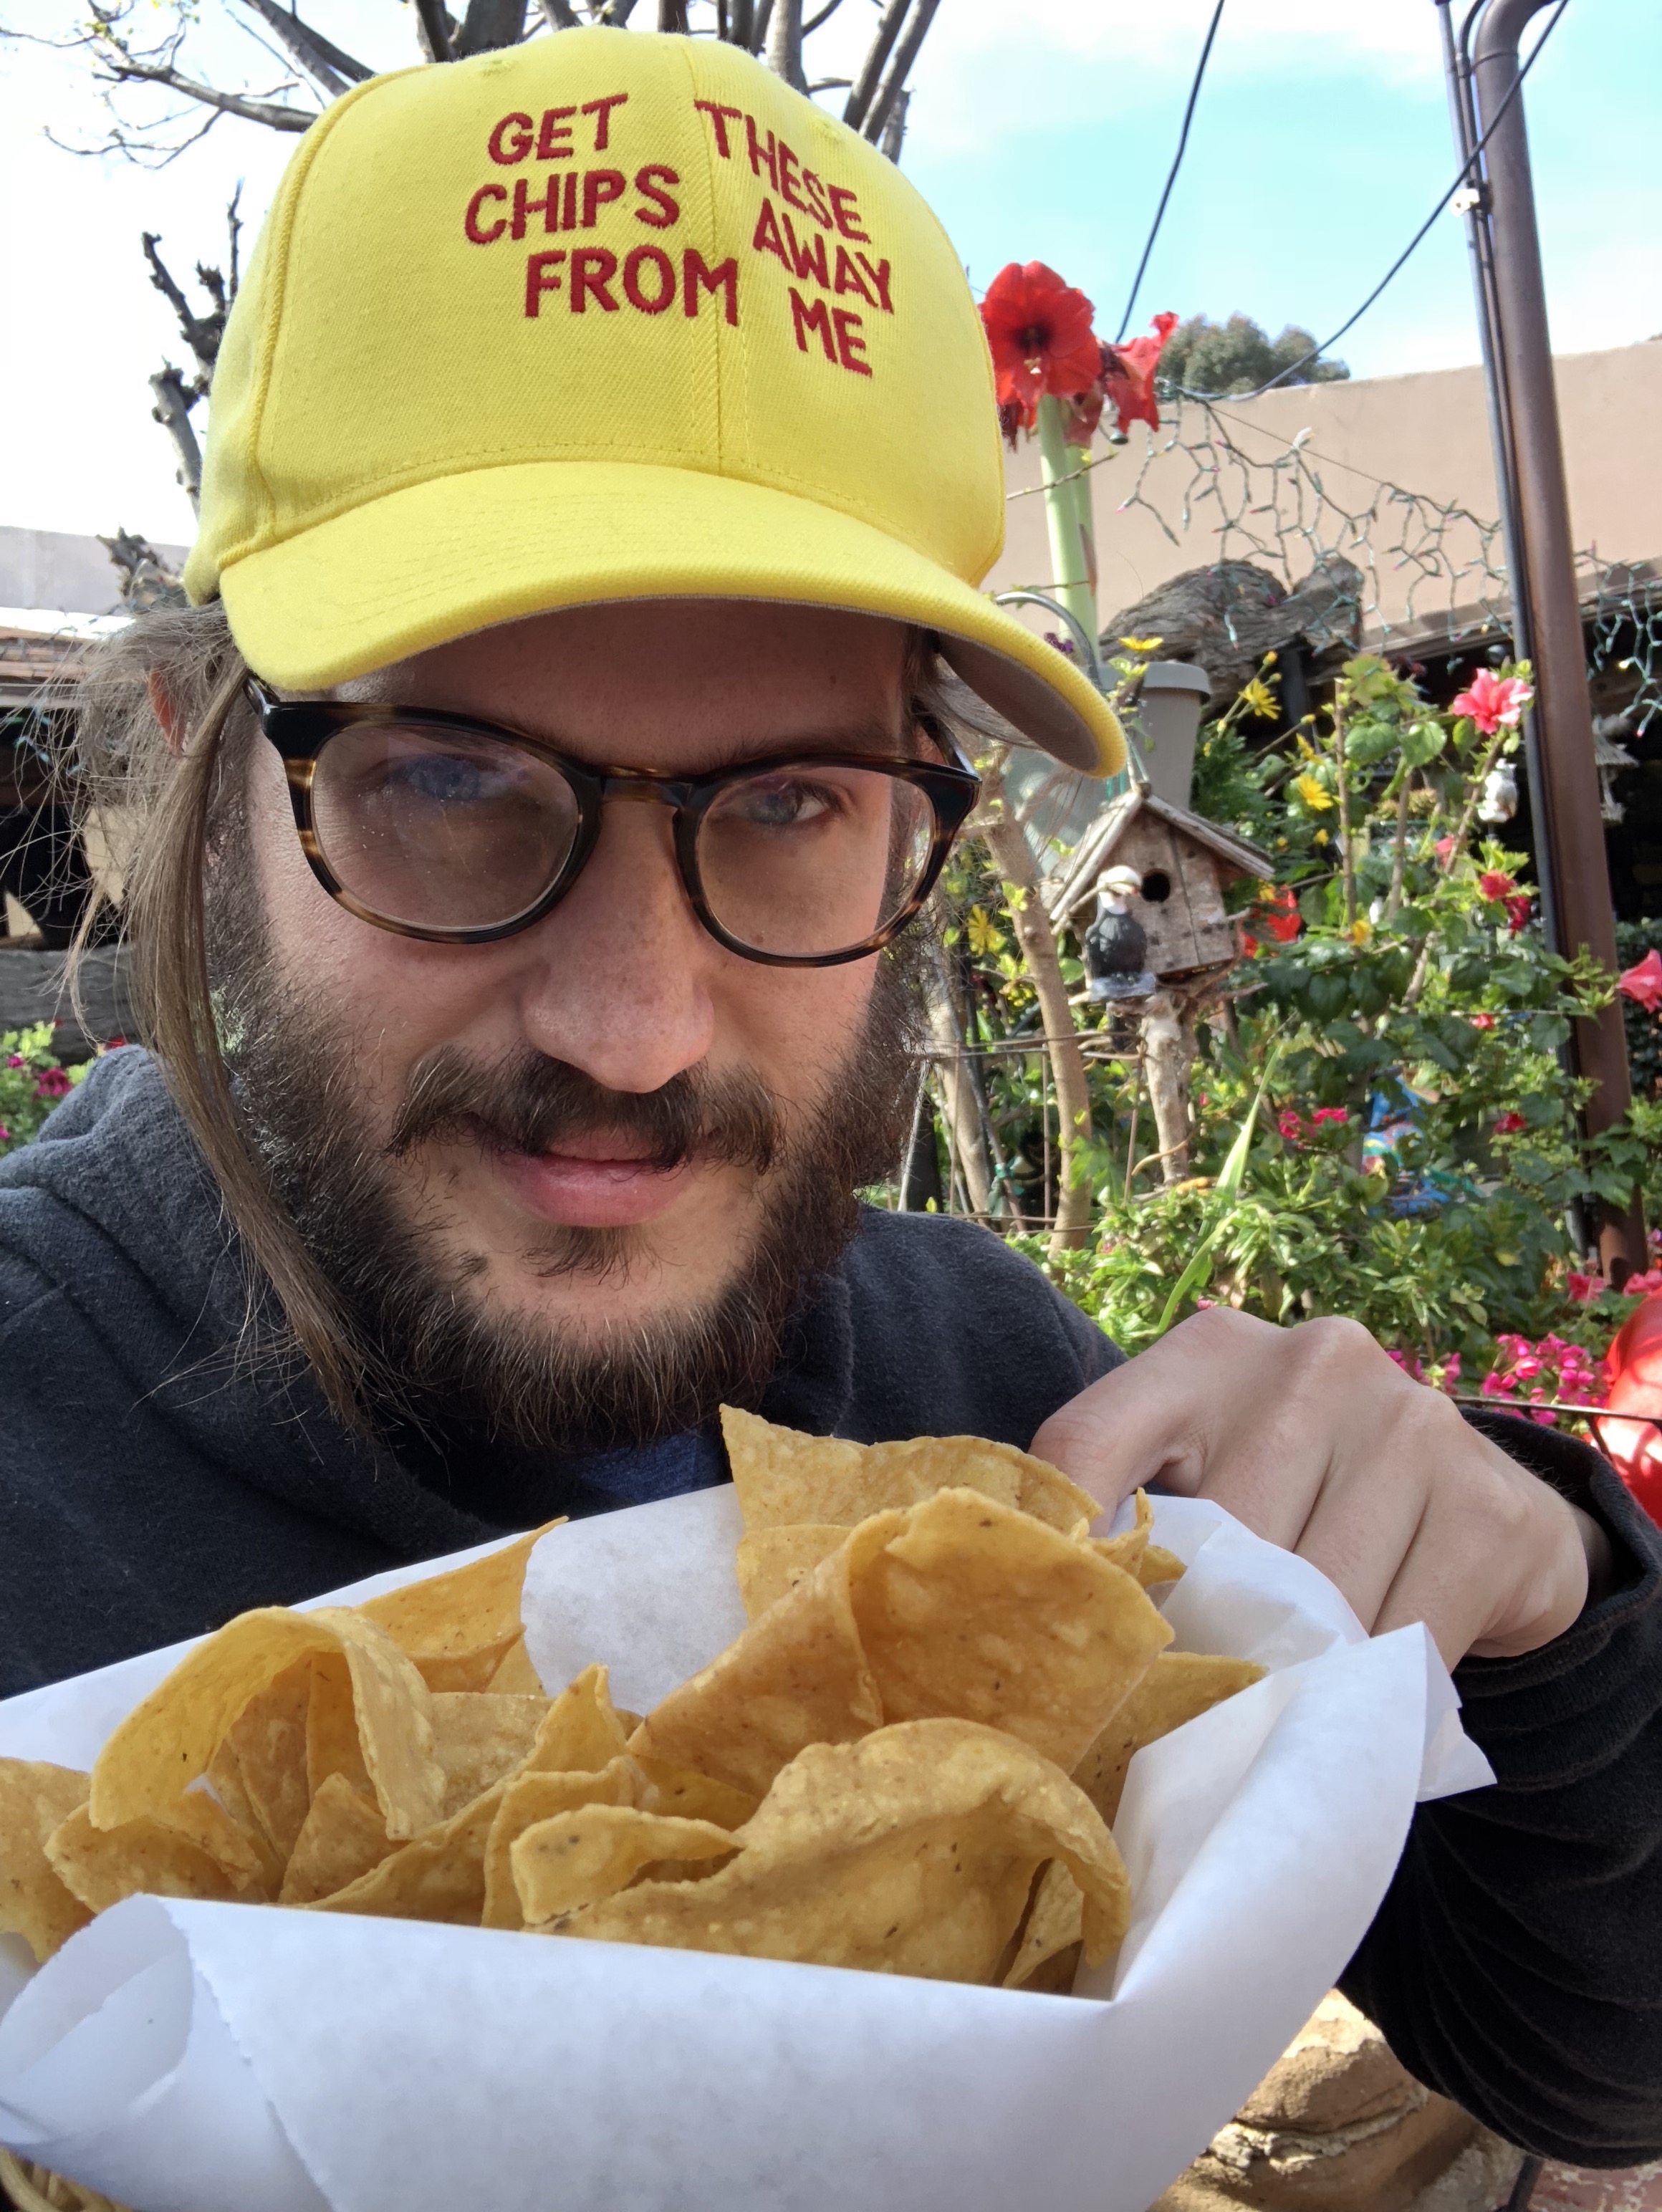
[0,1490,1492,2212]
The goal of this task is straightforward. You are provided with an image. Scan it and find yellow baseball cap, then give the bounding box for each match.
[186,28,1124,776]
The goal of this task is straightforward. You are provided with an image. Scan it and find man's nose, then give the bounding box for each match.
[507,794,719,1094]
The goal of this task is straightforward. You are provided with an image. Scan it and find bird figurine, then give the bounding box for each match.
[1084,865,1158,1001]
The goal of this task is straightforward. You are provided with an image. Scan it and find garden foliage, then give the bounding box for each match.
[937,650,1661,1400]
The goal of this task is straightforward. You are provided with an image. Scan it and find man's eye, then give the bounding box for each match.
[731,777,835,828]
[385,752,513,807]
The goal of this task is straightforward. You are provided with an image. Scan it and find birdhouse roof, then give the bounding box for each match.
[1044,785,1274,925]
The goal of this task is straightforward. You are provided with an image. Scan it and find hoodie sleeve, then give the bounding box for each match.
[1342,1413,1662,2168]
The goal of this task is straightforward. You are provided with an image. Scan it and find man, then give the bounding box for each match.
[1,27,1658,2171]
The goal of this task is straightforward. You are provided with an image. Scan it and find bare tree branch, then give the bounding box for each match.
[539,0,582,23]
[878,82,907,160]
[861,0,936,145]
[100,53,314,130]
[842,0,907,130]
[802,0,842,30]
[413,0,456,62]
[149,365,205,510]
[234,0,369,95]
[765,0,802,88]
[98,529,187,610]
[658,0,690,29]
[454,0,529,56]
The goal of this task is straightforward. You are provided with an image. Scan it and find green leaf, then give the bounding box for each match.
[1399,722,1449,769]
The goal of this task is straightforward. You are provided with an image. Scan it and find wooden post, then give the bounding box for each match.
[1138,991,1194,1184]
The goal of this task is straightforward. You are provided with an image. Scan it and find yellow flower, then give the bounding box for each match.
[1295,771,1335,812]
[1239,677,1280,721]
[1120,635,1163,654]
[1345,918,1373,946]
[1313,829,1330,847]
[966,905,1006,958]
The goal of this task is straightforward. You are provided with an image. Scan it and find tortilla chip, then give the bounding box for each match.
[480,1755,644,1930]
[224,1659,316,1860]
[562,1718,1129,1983]
[523,1664,632,1778]
[155,1787,277,1893]
[632,1756,758,1831]
[852,1490,1172,1774]
[412,1630,525,1693]
[46,1801,264,1913]
[278,1773,395,1905]
[305,1653,372,1802]
[1073,1651,1267,1825]
[630,1514,900,1797]
[357,1523,562,1659]
[308,1781,505,1925]
[720,1408,1096,1534]
[0,1761,94,1961]
[1003,1860,1084,1991]
[1140,1544,1186,1587]
[1090,1491,1153,1578]
[431,1693,552,1817]
[485,1635,544,1695]
[515,1804,732,1925]
[638,1494,1170,1797]
[734,1524,848,1620]
[90,1607,444,1842]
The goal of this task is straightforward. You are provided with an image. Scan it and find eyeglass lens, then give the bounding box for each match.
[307,722,938,955]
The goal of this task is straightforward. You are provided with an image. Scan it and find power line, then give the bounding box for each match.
[1182,0,1570,402]
[1114,0,1226,344]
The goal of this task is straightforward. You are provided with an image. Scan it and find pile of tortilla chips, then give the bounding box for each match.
[0,1411,1262,1996]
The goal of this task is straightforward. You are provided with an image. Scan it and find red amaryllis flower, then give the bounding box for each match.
[1099,312,1178,435]
[1477,870,1517,902]
[1451,668,1533,735]
[1494,1110,1528,1135]
[1619,947,1662,1014]
[979,262,1102,424]
[1504,891,1532,933]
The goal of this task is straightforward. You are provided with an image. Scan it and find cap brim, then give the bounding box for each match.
[216,461,1124,777]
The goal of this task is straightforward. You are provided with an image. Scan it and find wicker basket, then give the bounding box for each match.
[0,2149,130,2212]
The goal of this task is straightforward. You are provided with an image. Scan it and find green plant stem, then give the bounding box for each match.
[979,752,1095,1256]
[1385,776,1412,921]
[1035,395,1097,645]
[1333,693,1357,930]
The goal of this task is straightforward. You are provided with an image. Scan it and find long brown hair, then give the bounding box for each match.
[61,602,960,1433]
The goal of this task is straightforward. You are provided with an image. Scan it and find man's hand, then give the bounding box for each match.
[1032,1310,1611,1668]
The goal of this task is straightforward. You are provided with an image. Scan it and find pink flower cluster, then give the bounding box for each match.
[1566,1268,1662,1302]
[1277,1105,1349,1146]
[1480,1332,1608,1424]
[1387,1348,1462,1393]
[34,1067,72,1100]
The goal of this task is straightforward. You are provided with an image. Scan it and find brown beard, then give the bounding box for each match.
[211,852,922,1454]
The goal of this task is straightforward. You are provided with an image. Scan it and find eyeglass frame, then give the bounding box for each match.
[247,680,981,968]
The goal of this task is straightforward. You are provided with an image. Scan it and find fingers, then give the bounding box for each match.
[1035,1309,1594,1667]
[1032,1309,1289,1519]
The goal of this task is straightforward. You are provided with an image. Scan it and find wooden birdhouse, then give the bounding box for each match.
[1044,787,1273,980]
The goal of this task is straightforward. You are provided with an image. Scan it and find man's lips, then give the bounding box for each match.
[489,1142,696,1230]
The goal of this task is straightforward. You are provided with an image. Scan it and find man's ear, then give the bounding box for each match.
[147,670,188,759]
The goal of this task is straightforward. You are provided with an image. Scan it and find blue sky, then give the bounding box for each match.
[2,0,1658,554]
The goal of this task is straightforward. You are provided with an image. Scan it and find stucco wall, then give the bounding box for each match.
[986,340,1662,641]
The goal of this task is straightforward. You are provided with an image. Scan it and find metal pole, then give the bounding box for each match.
[1472,0,1645,1277]
[1436,1,1557,953]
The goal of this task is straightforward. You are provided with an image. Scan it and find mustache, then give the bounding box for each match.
[385,1046,783,1179]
